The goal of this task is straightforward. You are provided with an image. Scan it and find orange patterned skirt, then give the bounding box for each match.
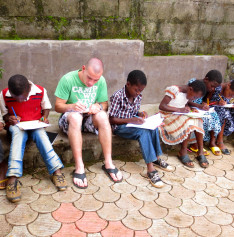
[159,111,204,145]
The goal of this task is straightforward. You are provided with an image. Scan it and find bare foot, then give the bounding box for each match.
[73,167,88,188]
[104,163,123,182]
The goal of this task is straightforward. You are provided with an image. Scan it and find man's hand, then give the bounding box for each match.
[72,101,87,113]
[89,103,102,115]
[130,117,145,125]
[0,122,4,131]
[9,115,21,125]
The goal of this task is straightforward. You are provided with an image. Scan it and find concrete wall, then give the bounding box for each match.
[0,40,228,107]
[0,0,233,55]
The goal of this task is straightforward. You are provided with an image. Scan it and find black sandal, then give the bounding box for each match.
[73,172,88,189]
[221,148,231,155]
[102,165,123,183]
[177,154,194,168]
[196,155,209,168]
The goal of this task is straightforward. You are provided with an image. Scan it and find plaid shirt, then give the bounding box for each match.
[109,86,142,130]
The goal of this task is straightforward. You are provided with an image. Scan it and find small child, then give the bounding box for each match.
[159,79,208,168]
[210,79,234,154]
[109,70,173,188]
[0,74,67,202]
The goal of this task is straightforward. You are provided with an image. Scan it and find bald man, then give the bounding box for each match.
[55,58,122,188]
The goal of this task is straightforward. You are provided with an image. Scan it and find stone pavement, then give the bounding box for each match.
[0,142,234,237]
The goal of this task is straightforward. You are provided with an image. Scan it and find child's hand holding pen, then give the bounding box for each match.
[40,116,49,124]
[131,116,145,125]
[138,111,148,119]
[9,115,21,125]
[200,102,209,111]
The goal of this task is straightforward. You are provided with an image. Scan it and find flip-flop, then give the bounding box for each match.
[102,165,123,183]
[0,178,8,190]
[221,148,231,155]
[209,146,222,156]
[177,155,194,168]
[73,172,88,189]
[189,147,210,156]
[196,155,209,168]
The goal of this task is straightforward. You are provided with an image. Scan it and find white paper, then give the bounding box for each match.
[16,120,51,130]
[173,108,214,118]
[126,114,164,130]
[212,104,234,108]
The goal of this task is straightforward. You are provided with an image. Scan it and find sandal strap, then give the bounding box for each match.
[196,155,209,164]
[73,173,86,182]
[179,154,192,163]
[102,167,118,175]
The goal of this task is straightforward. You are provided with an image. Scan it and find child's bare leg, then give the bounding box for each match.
[194,131,204,156]
[147,162,155,173]
[216,120,226,149]
[178,139,194,167]
[0,160,8,188]
[209,130,216,147]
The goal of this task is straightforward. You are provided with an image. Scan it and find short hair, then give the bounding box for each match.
[127,70,147,86]
[230,80,234,91]
[8,74,30,96]
[188,79,206,96]
[86,58,103,74]
[205,70,222,84]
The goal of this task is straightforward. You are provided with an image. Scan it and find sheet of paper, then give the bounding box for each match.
[212,104,234,108]
[16,120,51,130]
[173,108,213,118]
[126,114,164,130]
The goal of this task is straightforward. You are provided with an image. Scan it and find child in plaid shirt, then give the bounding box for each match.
[109,70,173,188]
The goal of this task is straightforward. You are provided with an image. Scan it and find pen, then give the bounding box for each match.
[218,94,224,102]
[11,106,19,123]
[207,98,209,106]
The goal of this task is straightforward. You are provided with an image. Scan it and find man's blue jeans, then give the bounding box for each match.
[6,125,64,177]
[114,125,162,164]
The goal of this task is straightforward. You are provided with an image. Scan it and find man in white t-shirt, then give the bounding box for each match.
[55,58,122,189]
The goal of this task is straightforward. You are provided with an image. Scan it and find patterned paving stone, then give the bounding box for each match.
[217,197,234,214]
[205,206,233,225]
[225,155,234,165]
[228,190,234,201]
[111,180,136,194]
[97,203,127,221]
[162,172,184,186]
[179,199,207,216]
[6,203,38,225]
[19,174,40,187]
[147,182,172,193]
[121,171,131,180]
[115,193,144,211]
[0,214,12,236]
[30,195,60,213]
[139,201,168,219]
[76,212,107,233]
[194,171,216,183]
[169,184,195,199]
[126,174,150,187]
[184,160,205,172]
[132,186,158,202]
[173,165,195,178]
[155,192,182,209]
[191,216,221,237]
[87,234,102,237]
[178,228,198,237]
[204,166,225,177]
[52,187,81,203]
[113,160,126,169]
[121,162,144,174]
[148,219,178,237]
[6,226,34,237]
[101,221,134,237]
[74,194,103,211]
[0,189,6,196]
[73,182,99,195]
[20,187,39,204]
[134,230,151,237]
[165,208,194,228]
[193,191,218,206]
[88,162,104,173]
[28,213,61,236]
[93,186,120,202]
[213,159,233,171]
[182,177,206,191]
[52,203,83,223]
[166,155,183,166]
[205,183,229,198]
[135,159,148,168]
[225,170,234,181]
[32,179,58,195]
[216,176,234,190]
[52,223,86,237]
[90,174,113,187]
[122,210,152,231]
[0,196,16,214]
[219,225,234,237]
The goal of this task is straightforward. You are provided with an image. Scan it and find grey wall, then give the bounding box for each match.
[0,40,228,107]
[0,0,233,55]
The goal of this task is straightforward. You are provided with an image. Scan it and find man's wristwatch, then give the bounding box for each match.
[99,103,103,110]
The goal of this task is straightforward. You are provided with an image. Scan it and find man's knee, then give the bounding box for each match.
[93,111,109,127]
[67,112,83,127]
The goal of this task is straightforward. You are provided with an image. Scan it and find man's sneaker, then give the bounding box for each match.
[52,173,67,191]
[6,179,22,203]
[153,158,174,172]
[147,170,164,188]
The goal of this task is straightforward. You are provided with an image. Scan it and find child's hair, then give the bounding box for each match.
[127,70,147,86]
[205,70,222,84]
[230,80,234,91]
[188,79,206,96]
[8,74,30,96]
